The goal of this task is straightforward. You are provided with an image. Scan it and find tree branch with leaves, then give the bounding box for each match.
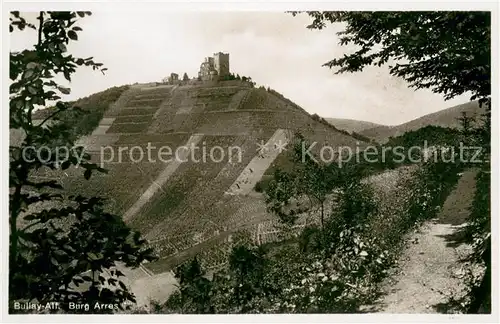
[9,11,156,313]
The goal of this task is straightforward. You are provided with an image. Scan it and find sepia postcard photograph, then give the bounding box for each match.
[3,1,498,322]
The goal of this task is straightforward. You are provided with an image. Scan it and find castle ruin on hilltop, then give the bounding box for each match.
[162,52,232,85]
[198,52,230,81]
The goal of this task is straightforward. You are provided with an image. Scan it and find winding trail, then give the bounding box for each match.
[375,169,478,313]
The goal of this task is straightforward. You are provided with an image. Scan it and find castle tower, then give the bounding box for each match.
[213,52,230,77]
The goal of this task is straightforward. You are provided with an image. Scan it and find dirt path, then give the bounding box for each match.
[375,169,478,313]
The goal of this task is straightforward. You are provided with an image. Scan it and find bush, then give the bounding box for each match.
[254,181,264,193]
[466,169,490,262]
[254,176,274,193]
[298,225,323,253]
[465,168,491,313]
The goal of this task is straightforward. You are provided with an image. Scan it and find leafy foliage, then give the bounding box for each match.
[162,245,273,314]
[11,197,156,313]
[163,257,214,313]
[158,120,476,313]
[293,11,490,104]
[265,135,347,229]
[466,170,491,263]
[387,125,461,147]
[408,159,463,223]
[464,168,491,313]
[9,11,156,313]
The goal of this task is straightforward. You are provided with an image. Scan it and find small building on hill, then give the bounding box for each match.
[168,73,179,84]
[162,73,180,85]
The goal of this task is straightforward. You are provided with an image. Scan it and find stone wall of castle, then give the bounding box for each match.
[198,52,230,81]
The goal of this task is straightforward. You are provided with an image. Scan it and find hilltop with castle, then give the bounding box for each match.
[162,52,241,85]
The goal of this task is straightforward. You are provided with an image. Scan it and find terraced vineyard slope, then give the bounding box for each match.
[29,80,369,274]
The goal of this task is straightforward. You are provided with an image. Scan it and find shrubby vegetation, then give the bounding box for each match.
[9,12,155,313]
[155,100,488,314]
[155,126,468,313]
[465,168,491,313]
[294,16,492,309]
[218,73,256,87]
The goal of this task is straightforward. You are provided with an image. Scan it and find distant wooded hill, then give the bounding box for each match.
[326,101,485,143]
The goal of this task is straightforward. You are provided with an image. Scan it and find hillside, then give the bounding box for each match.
[11,86,129,148]
[360,101,485,143]
[325,118,385,133]
[27,80,370,274]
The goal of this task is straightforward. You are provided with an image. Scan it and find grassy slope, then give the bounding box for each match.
[33,85,129,133]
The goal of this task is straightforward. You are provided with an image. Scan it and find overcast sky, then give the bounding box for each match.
[10,11,470,126]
